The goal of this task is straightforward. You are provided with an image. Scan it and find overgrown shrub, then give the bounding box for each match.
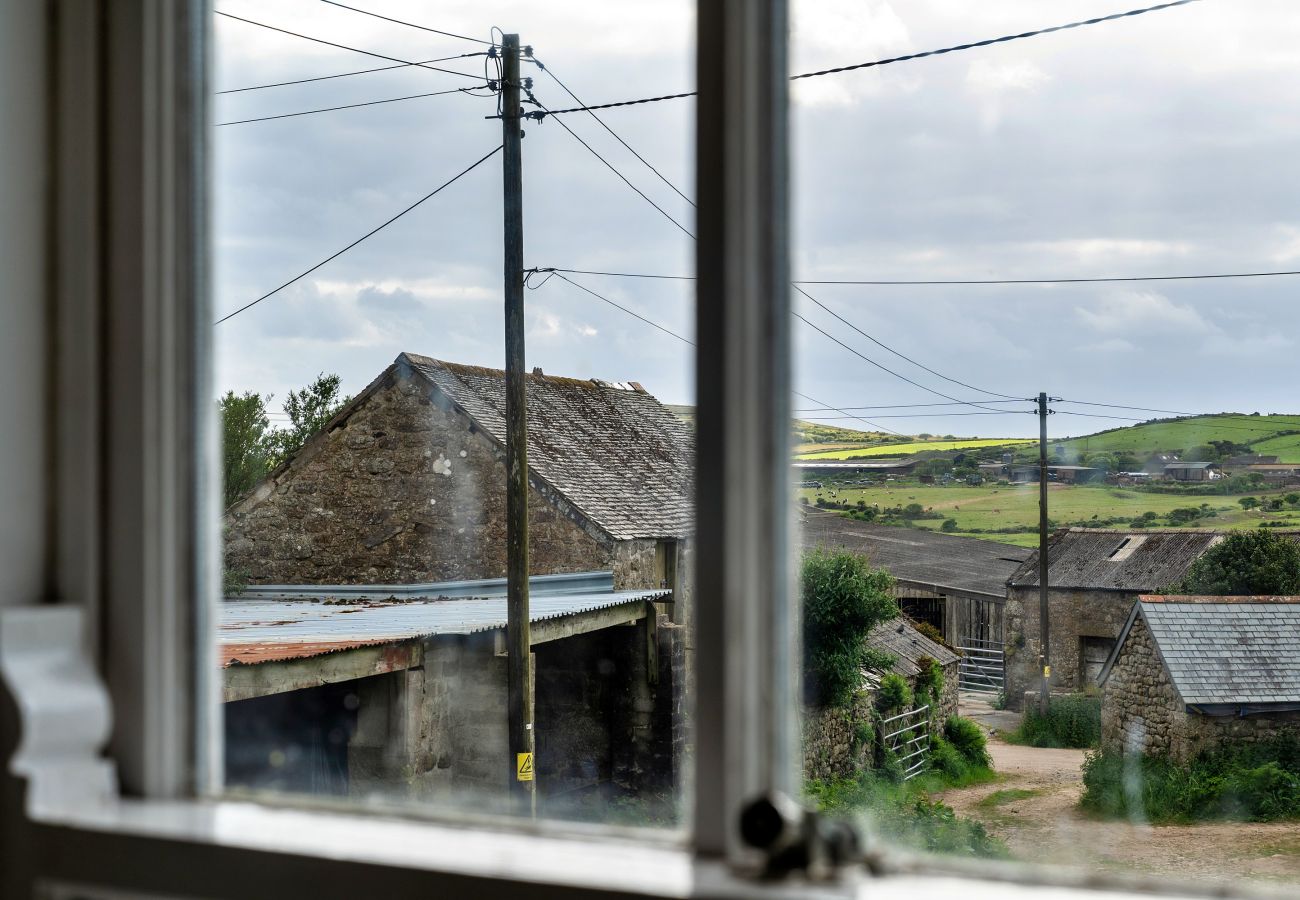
[801,549,899,707]
[914,656,944,708]
[1170,528,1300,595]
[877,673,913,712]
[928,736,969,781]
[1081,737,1300,823]
[913,620,945,645]
[944,716,991,768]
[805,771,1006,859]
[1007,694,1100,748]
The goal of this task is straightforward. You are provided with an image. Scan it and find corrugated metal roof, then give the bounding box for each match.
[800,508,1029,599]
[221,579,669,667]
[1135,595,1300,706]
[403,354,694,541]
[1009,528,1229,591]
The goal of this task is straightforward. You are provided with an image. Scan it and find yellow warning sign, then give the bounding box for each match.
[1044,665,1052,678]
[516,752,534,782]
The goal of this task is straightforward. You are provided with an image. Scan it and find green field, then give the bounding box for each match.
[1060,414,1300,458]
[799,481,1300,547]
[796,438,1034,461]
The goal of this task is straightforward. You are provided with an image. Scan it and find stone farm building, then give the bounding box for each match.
[226,353,693,600]
[801,506,1029,687]
[803,616,960,782]
[1004,529,1226,709]
[1100,596,1300,763]
[221,353,693,808]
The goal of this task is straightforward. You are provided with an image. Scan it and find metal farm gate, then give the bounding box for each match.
[881,705,931,781]
[957,637,1005,694]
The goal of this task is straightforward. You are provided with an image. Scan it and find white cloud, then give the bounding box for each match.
[1075,291,1213,336]
[965,59,1049,95]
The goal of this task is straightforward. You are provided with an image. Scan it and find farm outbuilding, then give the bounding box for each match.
[800,507,1029,693]
[1003,529,1227,709]
[1163,461,1221,482]
[1099,595,1300,763]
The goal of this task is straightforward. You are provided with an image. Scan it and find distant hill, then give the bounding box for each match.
[1058,413,1300,462]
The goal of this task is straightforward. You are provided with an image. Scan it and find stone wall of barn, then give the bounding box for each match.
[225,371,614,585]
[803,692,876,783]
[1102,615,1300,763]
[1005,586,1135,710]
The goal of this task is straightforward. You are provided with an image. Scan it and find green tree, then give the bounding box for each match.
[802,549,898,707]
[1239,496,1260,510]
[1172,529,1300,595]
[267,373,352,466]
[1286,493,1300,507]
[220,390,273,507]
[940,518,959,533]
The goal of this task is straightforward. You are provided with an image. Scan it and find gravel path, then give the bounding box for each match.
[939,700,1300,886]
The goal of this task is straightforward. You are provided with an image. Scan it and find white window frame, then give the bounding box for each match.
[0,0,1248,897]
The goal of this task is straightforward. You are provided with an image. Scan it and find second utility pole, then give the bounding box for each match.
[1036,391,1051,716]
[501,32,535,815]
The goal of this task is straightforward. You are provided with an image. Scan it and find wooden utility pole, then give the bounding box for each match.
[1037,391,1051,716]
[501,33,535,813]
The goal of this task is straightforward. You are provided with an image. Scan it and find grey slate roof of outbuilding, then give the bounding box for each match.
[1102,596,1300,707]
[403,353,693,542]
[867,618,960,676]
[1008,528,1227,592]
[801,508,1029,599]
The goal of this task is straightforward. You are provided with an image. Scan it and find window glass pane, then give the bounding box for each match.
[793,0,1300,887]
[214,0,694,827]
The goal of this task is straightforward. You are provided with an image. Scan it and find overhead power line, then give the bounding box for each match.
[214,144,502,325]
[799,410,1031,420]
[1052,410,1300,435]
[531,58,696,209]
[795,399,1033,412]
[318,0,494,45]
[522,0,1201,118]
[532,102,1020,410]
[215,11,484,80]
[537,271,901,435]
[538,266,1300,287]
[216,87,479,126]
[217,52,488,94]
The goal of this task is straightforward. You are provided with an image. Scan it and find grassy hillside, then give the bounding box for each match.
[1059,414,1300,458]
[800,481,1300,547]
[797,438,1034,460]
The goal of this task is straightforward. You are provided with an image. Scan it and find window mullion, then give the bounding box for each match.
[694,0,794,862]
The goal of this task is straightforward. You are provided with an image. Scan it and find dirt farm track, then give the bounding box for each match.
[942,697,1300,887]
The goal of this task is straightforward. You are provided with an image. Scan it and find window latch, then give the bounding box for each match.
[740,792,862,880]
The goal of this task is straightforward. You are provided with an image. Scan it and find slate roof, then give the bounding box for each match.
[1102,596,1300,707]
[867,618,960,676]
[800,508,1030,599]
[403,354,693,541]
[1008,528,1226,592]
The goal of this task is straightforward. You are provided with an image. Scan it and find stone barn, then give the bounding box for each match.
[1099,596,1300,763]
[1004,529,1226,709]
[802,616,959,782]
[222,353,694,811]
[801,507,1029,693]
[225,352,693,603]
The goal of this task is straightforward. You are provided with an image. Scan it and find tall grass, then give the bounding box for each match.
[1081,737,1300,823]
[1006,694,1100,749]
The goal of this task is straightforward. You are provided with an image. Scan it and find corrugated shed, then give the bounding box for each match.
[403,354,693,541]
[801,508,1029,599]
[1009,528,1229,591]
[867,618,960,677]
[220,589,668,667]
[1137,596,1300,706]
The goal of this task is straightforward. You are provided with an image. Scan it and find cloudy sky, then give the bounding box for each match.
[214,0,1300,439]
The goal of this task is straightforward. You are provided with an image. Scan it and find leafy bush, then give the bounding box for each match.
[913,620,945,645]
[928,736,969,781]
[877,673,913,712]
[1170,528,1300,595]
[1007,694,1100,748]
[944,716,991,768]
[805,771,1006,859]
[914,657,944,708]
[940,518,959,532]
[1081,737,1300,823]
[801,549,899,707]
